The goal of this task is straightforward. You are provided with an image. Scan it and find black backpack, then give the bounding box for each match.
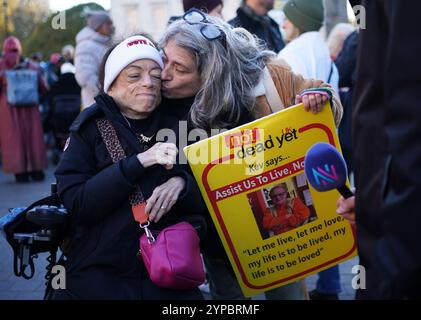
[51,94,81,134]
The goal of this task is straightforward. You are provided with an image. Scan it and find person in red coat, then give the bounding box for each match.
[0,36,48,182]
[263,183,310,235]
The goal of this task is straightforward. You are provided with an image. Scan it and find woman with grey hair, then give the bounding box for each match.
[159,9,342,130]
[158,9,343,300]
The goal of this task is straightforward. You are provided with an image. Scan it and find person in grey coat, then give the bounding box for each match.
[75,10,114,109]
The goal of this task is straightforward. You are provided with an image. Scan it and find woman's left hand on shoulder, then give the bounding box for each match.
[145,176,186,223]
[295,92,328,114]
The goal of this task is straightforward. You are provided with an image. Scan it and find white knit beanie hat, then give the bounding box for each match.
[103,36,164,93]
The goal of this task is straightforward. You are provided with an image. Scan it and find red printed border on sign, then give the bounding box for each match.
[201,123,357,290]
[212,158,305,201]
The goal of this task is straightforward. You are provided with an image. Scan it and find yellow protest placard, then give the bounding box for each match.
[184,103,357,297]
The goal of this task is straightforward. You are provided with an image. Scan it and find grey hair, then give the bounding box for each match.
[159,16,275,130]
[270,183,288,196]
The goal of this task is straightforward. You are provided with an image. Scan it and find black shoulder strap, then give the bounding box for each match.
[327,61,334,84]
[96,118,145,206]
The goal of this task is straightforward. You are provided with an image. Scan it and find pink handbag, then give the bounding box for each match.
[140,221,205,290]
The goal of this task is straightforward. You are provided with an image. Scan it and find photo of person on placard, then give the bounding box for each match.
[248,174,317,239]
[262,183,310,236]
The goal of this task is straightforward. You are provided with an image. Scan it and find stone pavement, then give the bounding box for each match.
[0,162,358,300]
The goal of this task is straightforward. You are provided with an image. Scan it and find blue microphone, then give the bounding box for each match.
[304,142,354,199]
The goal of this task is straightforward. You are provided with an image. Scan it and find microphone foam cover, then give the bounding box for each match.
[304,142,348,192]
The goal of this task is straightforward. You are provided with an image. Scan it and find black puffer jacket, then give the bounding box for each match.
[52,93,204,300]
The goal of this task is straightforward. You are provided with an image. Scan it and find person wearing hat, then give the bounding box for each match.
[75,10,115,109]
[279,0,341,301]
[278,0,339,94]
[50,35,204,300]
